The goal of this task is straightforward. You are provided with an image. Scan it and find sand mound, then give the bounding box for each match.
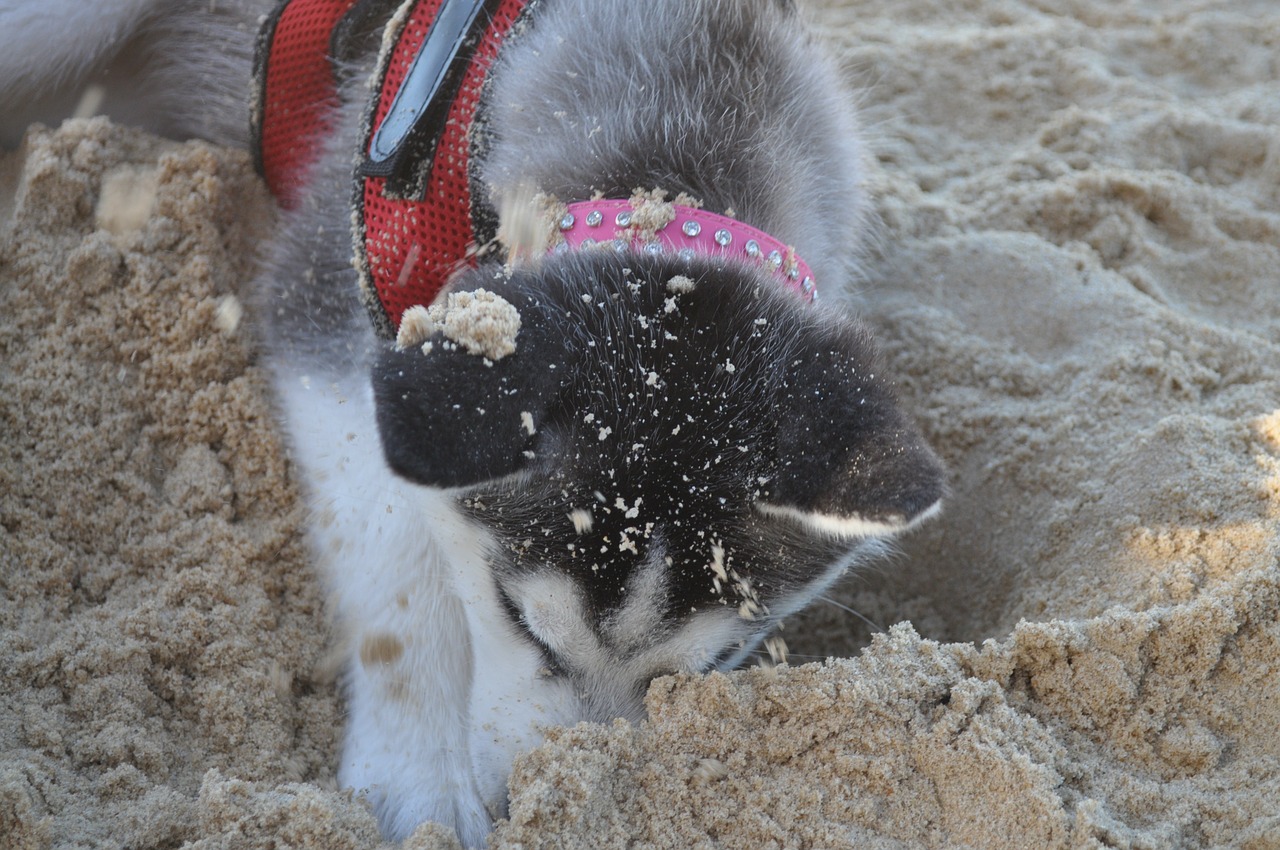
[2,0,1278,847]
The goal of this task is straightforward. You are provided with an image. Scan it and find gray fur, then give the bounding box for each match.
[481,0,872,286]
[254,80,377,375]
[0,0,258,147]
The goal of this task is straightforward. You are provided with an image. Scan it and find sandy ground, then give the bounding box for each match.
[3,0,1279,848]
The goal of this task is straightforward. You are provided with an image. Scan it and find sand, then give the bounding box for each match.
[2,0,1278,847]
[396,289,522,360]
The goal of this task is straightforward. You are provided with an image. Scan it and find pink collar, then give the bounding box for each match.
[553,200,817,303]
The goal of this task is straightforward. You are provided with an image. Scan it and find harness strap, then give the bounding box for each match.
[353,0,530,338]
[252,0,361,207]
[253,0,533,339]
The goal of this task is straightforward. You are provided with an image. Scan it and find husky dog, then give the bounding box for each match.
[1,0,945,844]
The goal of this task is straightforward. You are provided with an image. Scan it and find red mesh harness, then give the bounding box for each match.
[252,0,533,338]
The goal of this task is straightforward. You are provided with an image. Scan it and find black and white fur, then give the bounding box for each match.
[1,1,946,845]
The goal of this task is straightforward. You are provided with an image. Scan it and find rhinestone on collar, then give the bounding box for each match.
[553,199,817,302]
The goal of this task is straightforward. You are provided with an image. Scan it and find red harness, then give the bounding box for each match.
[252,0,532,337]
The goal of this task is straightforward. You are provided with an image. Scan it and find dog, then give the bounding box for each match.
[0,0,945,844]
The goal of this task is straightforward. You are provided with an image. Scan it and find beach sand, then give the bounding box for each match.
[2,0,1278,847]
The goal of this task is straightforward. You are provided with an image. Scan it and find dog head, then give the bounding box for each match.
[374,249,944,722]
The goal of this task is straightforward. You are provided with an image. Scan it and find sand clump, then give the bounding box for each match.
[395,289,521,360]
[625,188,704,240]
[495,186,565,262]
[665,275,696,294]
[4,0,1280,848]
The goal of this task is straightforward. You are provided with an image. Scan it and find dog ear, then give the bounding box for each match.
[372,287,569,489]
[760,321,946,537]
